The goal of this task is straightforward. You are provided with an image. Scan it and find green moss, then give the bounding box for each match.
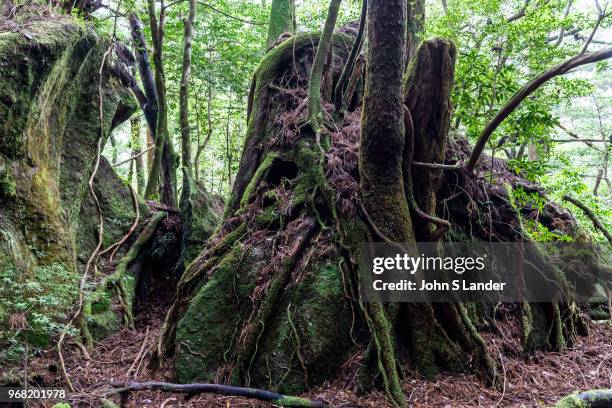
[226,32,351,216]
[313,263,343,298]
[265,0,296,48]
[554,394,588,408]
[187,184,223,263]
[0,158,16,199]
[87,309,120,342]
[256,204,280,226]
[554,390,612,408]
[275,396,319,407]
[589,305,609,321]
[236,152,279,214]
[90,291,113,313]
[175,244,258,383]
[248,261,353,394]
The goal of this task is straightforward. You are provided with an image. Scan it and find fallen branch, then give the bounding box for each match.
[467,47,612,171]
[108,381,325,407]
[562,195,612,246]
[554,389,612,407]
[413,160,463,170]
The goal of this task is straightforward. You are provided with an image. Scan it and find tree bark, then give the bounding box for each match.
[563,195,612,245]
[144,0,177,207]
[403,39,456,241]
[333,0,366,113]
[360,1,410,406]
[194,83,214,182]
[128,13,158,137]
[131,114,146,194]
[177,0,197,276]
[308,0,342,133]
[406,0,425,63]
[265,0,296,49]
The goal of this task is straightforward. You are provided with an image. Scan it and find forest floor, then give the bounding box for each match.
[24,307,612,408]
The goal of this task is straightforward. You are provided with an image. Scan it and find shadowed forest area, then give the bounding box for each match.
[1,0,612,406]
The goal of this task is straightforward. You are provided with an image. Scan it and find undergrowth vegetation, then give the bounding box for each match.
[0,263,79,367]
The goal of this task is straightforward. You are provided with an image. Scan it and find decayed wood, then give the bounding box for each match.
[402,39,456,240]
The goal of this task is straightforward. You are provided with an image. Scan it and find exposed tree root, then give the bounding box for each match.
[81,212,167,349]
[58,39,117,393]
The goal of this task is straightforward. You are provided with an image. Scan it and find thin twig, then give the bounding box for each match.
[112,145,154,167]
[580,1,609,54]
[164,0,264,25]
[127,326,149,378]
[413,161,463,170]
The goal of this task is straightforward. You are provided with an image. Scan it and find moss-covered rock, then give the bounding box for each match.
[249,262,353,394]
[0,10,139,355]
[0,14,136,273]
[87,309,121,342]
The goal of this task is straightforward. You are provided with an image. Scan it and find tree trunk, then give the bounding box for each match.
[265,0,296,49]
[406,0,425,63]
[359,1,411,405]
[128,13,158,137]
[176,0,197,276]
[131,115,146,194]
[144,0,177,207]
[403,39,455,241]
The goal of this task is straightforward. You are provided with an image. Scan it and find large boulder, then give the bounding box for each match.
[0,11,138,362]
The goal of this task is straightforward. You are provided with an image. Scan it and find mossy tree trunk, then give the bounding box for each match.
[177,0,197,275]
[406,0,425,63]
[144,0,178,207]
[130,115,146,194]
[358,1,411,405]
[265,0,296,49]
[155,6,589,407]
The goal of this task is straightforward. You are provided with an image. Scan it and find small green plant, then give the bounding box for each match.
[0,263,79,366]
[510,187,573,243]
[523,219,572,243]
